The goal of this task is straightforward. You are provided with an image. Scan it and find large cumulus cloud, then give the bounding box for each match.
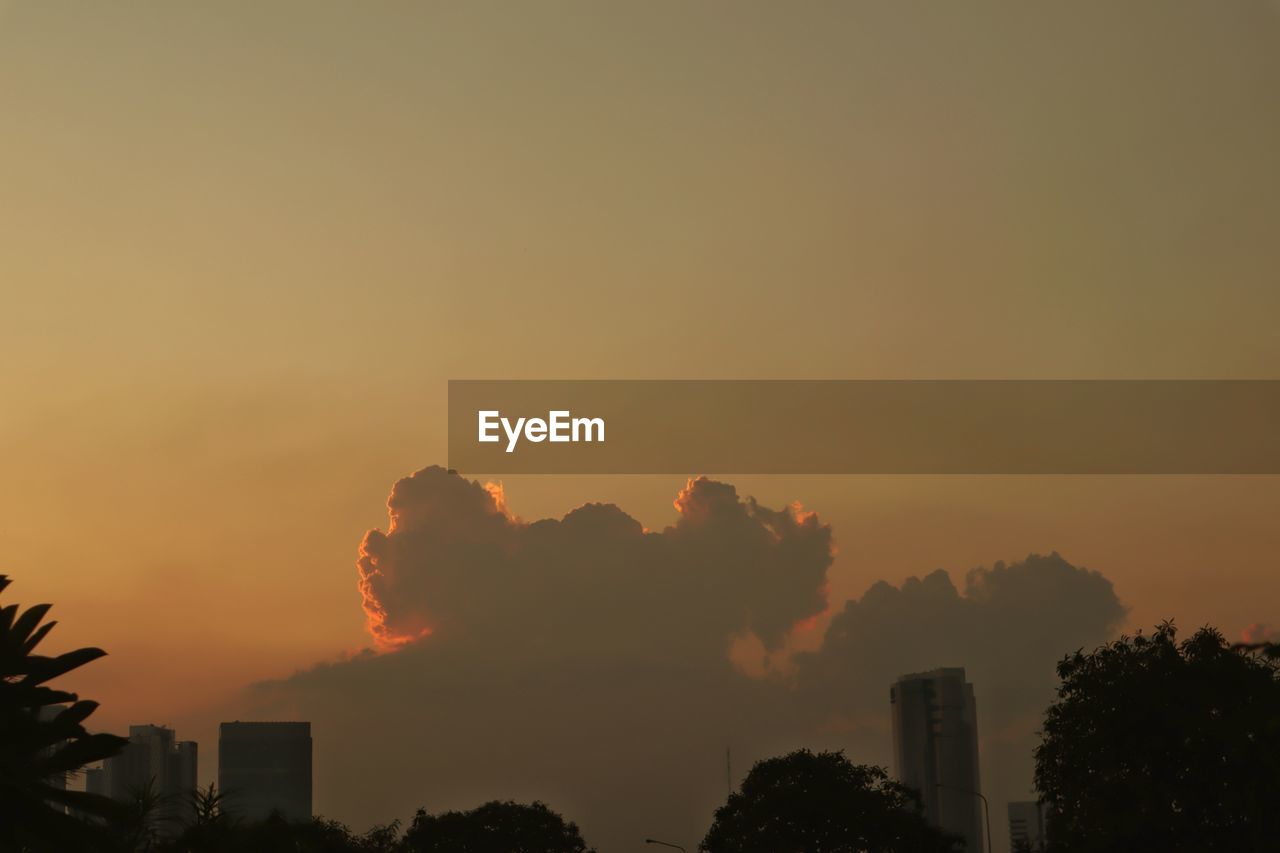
[356,466,833,663]
[246,468,1126,852]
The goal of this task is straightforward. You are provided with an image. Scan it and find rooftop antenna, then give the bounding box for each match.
[726,746,731,797]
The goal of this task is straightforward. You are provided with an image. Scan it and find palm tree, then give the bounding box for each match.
[190,782,230,828]
[0,574,128,850]
[168,782,236,851]
[114,777,173,852]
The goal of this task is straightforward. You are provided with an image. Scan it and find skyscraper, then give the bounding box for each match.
[890,667,984,853]
[85,766,106,797]
[218,721,312,822]
[36,706,67,795]
[97,724,199,827]
[1008,800,1046,852]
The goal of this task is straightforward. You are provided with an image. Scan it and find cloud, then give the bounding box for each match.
[355,466,833,660]
[795,552,1128,721]
[246,468,1126,851]
[1241,622,1280,645]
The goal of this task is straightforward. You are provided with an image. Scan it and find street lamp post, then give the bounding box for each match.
[935,783,992,853]
[644,839,687,852]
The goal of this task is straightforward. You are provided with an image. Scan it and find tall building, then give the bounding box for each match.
[218,721,312,822]
[172,740,198,808]
[890,668,985,853]
[1008,801,1046,851]
[97,724,199,827]
[36,706,68,795]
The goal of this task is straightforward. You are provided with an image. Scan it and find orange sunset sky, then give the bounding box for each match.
[1,0,1278,794]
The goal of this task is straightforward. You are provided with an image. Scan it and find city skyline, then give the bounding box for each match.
[86,724,197,833]
[75,669,1006,851]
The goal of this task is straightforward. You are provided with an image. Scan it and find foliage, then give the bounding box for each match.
[401,800,595,853]
[1233,639,1280,660]
[1035,622,1280,852]
[699,749,961,853]
[161,810,401,853]
[0,574,129,852]
[110,777,172,852]
[158,803,592,853]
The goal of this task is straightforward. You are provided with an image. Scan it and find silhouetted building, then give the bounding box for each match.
[1008,800,1046,851]
[218,721,312,821]
[80,765,112,822]
[98,724,198,827]
[85,766,106,796]
[172,740,198,807]
[35,706,68,818]
[890,667,985,853]
[37,706,68,794]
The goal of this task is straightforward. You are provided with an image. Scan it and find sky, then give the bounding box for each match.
[1,2,1278,851]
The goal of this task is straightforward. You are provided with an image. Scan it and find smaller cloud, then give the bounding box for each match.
[793,551,1128,725]
[1241,622,1279,645]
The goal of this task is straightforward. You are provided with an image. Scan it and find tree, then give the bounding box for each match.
[1035,622,1280,852]
[190,783,231,831]
[401,800,595,853]
[700,749,961,853]
[162,811,401,853]
[110,776,172,852]
[1234,637,1280,660]
[0,574,129,851]
[163,783,235,853]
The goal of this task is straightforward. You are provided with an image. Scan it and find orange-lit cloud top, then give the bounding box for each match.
[356,467,834,657]
[356,567,431,651]
[357,469,518,650]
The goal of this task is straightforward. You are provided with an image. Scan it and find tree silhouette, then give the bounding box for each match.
[160,809,401,853]
[0,574,128,851]
[109,777,177,852]
[1234,638,1280,660]
[700,749,962,853]
[1035,622,1280,852]
[163,783,235,852]
[401,800,595,853]
[190,782,230,829]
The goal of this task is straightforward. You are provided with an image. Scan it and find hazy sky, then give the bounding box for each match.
[1,2,1278,849]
